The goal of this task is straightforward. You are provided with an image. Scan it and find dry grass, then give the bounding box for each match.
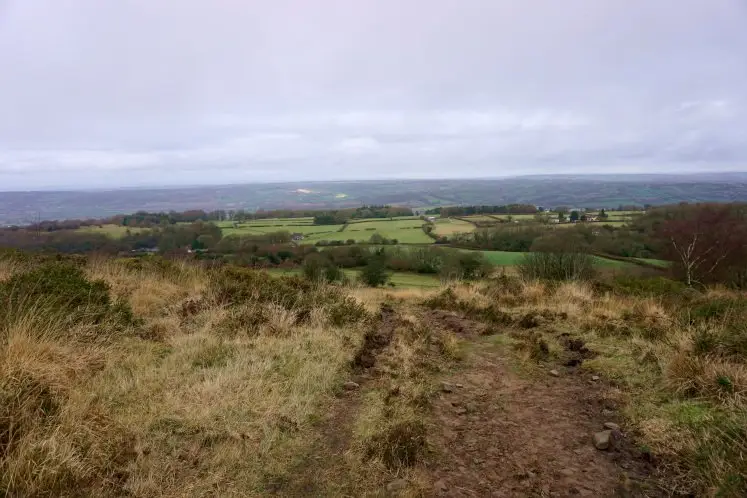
[1,258,371,496]
[3,256,747,496]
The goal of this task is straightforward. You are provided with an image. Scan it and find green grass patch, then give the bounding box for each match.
[76,224,142,238]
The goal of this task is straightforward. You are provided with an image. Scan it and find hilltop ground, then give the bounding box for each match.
[1,256,745,497]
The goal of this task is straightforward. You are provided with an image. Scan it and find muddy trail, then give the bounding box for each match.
[425,350,662,497]
[277,305,665,497]
[419,308,664,497]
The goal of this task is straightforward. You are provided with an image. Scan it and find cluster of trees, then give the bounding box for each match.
[516,203,747,288]
[642,203,747,287]
[425,204,538,217]
[450,226,547,252]
[313,205,413,225]
[0,221,225,255]
[23,209,229,232]
[301,245,491,286]
[314,233,399,247]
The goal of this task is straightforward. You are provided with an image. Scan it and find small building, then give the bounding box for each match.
[426,216,436,223]
[291,233,304,241]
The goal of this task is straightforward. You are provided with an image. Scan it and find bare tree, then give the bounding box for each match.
[654,204,747,286]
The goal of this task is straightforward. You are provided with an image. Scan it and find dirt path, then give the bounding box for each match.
[422,345,663,497]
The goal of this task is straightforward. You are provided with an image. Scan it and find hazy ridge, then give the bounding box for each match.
[2,173,747,225]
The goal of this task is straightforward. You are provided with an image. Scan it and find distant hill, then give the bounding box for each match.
[2,173,747,225]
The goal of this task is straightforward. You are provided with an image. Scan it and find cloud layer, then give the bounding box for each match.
[1,0,746,189]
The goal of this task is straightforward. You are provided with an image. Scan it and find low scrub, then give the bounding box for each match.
[518,251,596,281]
[210,266,367,326]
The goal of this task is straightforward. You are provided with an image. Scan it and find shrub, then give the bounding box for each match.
[210,266,366,326]
[518,252,595,281]
[0,263,135,333]
[359,256,389,287]
[365,419,427,469]
[611,275,686,297]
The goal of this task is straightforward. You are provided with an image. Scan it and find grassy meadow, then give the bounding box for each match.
[1,253,745,496]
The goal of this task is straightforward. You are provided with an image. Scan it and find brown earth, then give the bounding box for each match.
[423,348,664,497]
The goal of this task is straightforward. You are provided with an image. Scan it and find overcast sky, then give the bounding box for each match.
[1,0,746,190]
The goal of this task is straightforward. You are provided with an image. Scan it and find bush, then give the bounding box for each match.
[211,266,366,326]
[518,252,595,281]
[0,263,135,332]
[611,275,686,297]
[359,257,389,287]
[303,254,346,283]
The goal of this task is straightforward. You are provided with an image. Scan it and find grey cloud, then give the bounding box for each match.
[1,0,746,190]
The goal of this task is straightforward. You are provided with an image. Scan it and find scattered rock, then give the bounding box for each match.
[593,430,613,450]
[603,422,620,431]
[559,468,575,477]
[591,375,600,381]
[386,479,408,493]
[343,381,360,391]
[441,381,455,393]
[433,480,448,493]
[454,406,468,415]
[465,402,478,413]
[456,383,464,388]
[549,369,560,377]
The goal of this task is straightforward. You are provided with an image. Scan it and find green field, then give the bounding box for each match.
[76,225,142,238]
[634,257,671,268]
[218,217,432,244]
[219,222,343,238]
[342,219,431,244]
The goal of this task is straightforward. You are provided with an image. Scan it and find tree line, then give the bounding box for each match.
[425,204,539,216]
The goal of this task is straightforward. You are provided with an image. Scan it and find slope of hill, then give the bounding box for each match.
[3,173,747,225]
[1,255,745,496]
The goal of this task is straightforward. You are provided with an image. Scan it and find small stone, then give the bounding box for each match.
[603,422,620,431]
[465,402,478,413]
[454,406,468,415]
[593,430,613,450]
[343,381,360,391]
[456,383,464,388]
[441,382,454,393]
[386,479,407,493]
[433,480,448,493]
[591,375,600,381]
[560,468,575,477]
[549,369,560,377]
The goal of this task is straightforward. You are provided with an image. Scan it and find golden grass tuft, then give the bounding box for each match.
[666,352,747,405]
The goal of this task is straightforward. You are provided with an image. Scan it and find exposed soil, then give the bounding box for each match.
[423,348,665,497]
[424,309,491,337]
[276,305,666,497]
[352,303,397,371]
